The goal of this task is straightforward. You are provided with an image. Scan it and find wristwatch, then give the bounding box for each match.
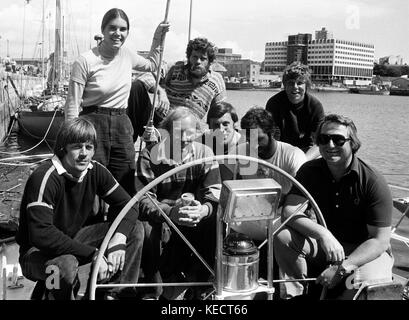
[336,264,348,278]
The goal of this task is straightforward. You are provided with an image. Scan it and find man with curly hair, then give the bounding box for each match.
[265,62,324,160]
[128,37,227,140]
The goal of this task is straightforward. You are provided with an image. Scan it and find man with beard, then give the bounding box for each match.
[128,37,226,141]
[229,107,306,241]
[265,62,324,161]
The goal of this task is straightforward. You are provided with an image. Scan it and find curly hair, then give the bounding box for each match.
[282,62,312,88]
[186,37,216,63]
[240,106,280,139]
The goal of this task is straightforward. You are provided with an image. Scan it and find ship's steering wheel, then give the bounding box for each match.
[89,154,327,300]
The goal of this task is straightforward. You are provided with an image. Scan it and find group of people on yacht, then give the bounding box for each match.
[15,8,394,300]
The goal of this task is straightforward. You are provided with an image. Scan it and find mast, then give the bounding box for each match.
[62,15,65,80]
[20,1,28,94]
[188,0,193,42]
[53,0,62,92]
[41,0,45,87]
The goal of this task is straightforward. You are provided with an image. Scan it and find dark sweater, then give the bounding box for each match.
[266,90,324,152]
[16,158,139,263]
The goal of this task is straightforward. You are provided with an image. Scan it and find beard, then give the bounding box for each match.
[258,135,274,159]
[187,63,209,79]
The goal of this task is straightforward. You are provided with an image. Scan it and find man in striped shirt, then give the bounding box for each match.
[16,118,144,300]
[128,37,227,141]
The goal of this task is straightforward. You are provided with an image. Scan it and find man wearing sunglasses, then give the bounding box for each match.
[274,114,393,299]
[265,62,324,161]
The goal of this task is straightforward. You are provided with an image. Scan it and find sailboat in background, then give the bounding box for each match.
[15,0,67,145]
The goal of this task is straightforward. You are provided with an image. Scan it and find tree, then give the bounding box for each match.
[401,65,409,76]
[373,63,403,77]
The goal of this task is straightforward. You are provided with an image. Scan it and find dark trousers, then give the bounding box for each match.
[80,110,136,195]
[140,216,216,298]
[127,80,162,142]
[19,221,144,300]
[140,221,164,298]
[161,217,216,280]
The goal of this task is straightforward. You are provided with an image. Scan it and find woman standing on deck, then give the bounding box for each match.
[65,8,169,195]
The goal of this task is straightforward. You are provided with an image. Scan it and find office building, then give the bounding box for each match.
[315,27,333,41]
[215,48,242,64]
[264,28,375,84]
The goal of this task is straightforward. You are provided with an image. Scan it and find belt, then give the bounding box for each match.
[80,106,127,115]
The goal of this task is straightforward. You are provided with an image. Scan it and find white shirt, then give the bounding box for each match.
[230,140,306,240]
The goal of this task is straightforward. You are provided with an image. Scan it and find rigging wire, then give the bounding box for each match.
[66,0,80,57]
[142,0,171,144]
[0,158,49,167]
[0,154,53,163]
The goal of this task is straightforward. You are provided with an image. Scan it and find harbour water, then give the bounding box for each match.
[1,89,408,206]
[226,89,409,195]
[0,89,408,285]
[227,89,409,279]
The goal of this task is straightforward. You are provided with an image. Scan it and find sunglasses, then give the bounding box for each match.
[317,134,351,147]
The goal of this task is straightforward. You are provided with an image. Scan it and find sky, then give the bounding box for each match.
[0,0,408,65]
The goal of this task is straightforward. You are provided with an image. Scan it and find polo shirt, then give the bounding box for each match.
[16,156,139,262]
[289,156,392,244]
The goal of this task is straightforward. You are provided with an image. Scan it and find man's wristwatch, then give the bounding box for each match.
[336,264,348,278]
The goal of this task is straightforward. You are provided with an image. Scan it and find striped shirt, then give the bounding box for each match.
[135,141,221,223]
[139,61,227,119]
[16,156,139,262]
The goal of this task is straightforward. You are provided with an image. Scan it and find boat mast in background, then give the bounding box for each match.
[188,0,193,42]
[41,0,45,89]
[53,0,62,93]
[19,0,29,93]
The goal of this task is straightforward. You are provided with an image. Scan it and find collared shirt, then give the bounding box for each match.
[51,155,93,183]
[289,156,392,244]
[16,158,138,262]
[135,141,221,223]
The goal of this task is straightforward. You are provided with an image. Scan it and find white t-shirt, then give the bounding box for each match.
[70,47,158,109]
[237,140,306,195]
[65,40,161,120]
[230,140,307,240]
